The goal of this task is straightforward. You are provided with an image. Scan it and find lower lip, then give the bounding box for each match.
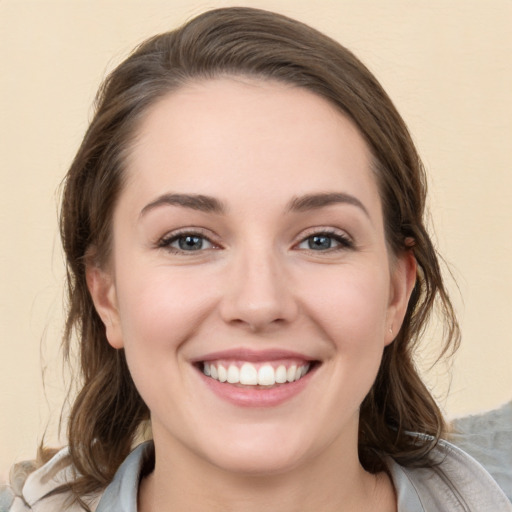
[197,366,316,407]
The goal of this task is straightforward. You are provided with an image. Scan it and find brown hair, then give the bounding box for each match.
[58,6,459,503]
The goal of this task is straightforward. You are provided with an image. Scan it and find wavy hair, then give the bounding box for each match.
[56,6,459,503]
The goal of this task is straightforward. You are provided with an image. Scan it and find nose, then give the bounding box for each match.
[219,247,298,332]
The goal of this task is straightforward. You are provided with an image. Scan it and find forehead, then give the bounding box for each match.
[123,77,381,217]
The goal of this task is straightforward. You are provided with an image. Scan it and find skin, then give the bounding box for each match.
[88,77,416,512]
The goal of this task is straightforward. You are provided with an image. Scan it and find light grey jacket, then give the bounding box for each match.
[1,439,510,511]
[450,400,512,502]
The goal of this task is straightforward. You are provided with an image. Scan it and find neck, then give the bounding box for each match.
[138,433,396,512]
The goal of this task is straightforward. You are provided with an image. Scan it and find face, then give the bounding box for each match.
[88,77,415,477]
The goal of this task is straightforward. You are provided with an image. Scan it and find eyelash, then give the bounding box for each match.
[156,228,354,254]
[295,229,354,252]
[157,229,219,254]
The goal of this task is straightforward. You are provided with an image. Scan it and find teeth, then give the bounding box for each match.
[275,365,287,383]
[218,365,227,383]
[227,365,239,384]
[203,361,311,386]
[239,363,258,385]
[258,365,275,386]
[287,365,297,382]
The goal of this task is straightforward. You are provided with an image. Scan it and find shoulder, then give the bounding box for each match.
[2,442,153,512]
[0,449,101,512]
[450,400,512,502]
[387,438,512,512]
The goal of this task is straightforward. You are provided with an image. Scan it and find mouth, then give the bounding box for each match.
[192,349,320,406]
[201,360,315,388]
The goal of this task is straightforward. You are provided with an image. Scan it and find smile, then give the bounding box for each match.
[194,349,318,406]
[203,361,311,386]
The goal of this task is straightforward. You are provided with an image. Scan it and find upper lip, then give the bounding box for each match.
[191,348,317,363]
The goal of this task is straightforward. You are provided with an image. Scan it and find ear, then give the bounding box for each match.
[86,264,124,349]
[385,249,417,345]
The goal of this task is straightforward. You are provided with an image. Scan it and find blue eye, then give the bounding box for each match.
[177,235,207,251]
[298,232,352,251]
[159,233,214,253]
[308,235,334,250]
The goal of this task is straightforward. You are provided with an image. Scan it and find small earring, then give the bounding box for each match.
[389,326,393,334]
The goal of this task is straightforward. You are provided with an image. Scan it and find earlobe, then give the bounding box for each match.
[385,250,417,345]
[86,265,124,349]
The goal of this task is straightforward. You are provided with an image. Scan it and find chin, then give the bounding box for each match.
[195,426,314,477]
[208,447,305,477]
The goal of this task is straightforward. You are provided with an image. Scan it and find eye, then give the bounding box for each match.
[158,231,216,253]
[297,231,353,251]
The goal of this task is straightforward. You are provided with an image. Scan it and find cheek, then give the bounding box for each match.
[112,266,217,412]
[302,267,391,411]
[301,264,390,348]
[114,265,215,353]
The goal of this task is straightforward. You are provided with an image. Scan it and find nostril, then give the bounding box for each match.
[220,297,298,332]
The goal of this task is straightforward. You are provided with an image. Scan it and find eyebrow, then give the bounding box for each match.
[139,191,369,218]
[140,193,226,217]
[287,192,369,217]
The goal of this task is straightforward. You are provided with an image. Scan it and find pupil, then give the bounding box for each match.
[309,235,331,250]
[179,235,203,250]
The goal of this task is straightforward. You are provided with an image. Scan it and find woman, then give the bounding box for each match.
[2,7,510,512]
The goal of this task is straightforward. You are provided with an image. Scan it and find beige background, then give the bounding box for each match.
[1,0,511,479]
